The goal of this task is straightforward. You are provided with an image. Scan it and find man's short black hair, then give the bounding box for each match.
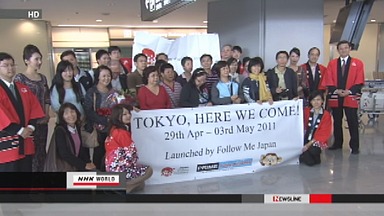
[108,46,121,54]
[232,45,242,53]
[337,40,351,49]
[60,50,76,60]
[134,53,147,62]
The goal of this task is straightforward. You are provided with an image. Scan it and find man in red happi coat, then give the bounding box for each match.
[325,41,364,154]
[0,52,45,171]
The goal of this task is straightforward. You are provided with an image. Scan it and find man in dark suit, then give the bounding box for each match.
[326,40,364,154]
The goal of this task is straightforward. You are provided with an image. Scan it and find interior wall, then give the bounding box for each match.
[323,23,379,80]
[264,0,324,69]
[0,20,54,85]
[207,0,263,58]
[208,0,324,69]
[378,24,384,73]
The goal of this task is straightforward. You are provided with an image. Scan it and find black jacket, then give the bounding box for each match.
[180,82,210,107]
[119,74,128,92]
[83,86,110,132]
[79,71,93,92]
[266,67,298,100]
[55,125,91,170]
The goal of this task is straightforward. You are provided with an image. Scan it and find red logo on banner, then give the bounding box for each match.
[161,167,174,177]
[142,48,156,66]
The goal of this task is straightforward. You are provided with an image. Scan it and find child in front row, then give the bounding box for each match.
[105,104,152,193]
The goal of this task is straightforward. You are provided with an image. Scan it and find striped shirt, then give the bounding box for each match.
[160,81,182,108]
[205,72,219,94]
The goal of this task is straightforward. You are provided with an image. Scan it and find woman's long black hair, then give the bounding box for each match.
[50,60,83,104]
[108,104,133,134]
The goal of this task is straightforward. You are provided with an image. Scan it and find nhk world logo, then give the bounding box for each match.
[66,172,126,190]
[264,194,309,204]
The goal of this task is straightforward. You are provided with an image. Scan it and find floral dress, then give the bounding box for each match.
[105,127,150,180]
[14,73,50,172]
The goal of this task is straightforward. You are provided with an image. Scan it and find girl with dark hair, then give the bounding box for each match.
[105,104,152,192]
[50,60,86,117]
[14,44,50,172]
[84,65,115,171]
[180,68,212,107]
[211,61,242,105]
[227,57,245,85]
[137,66,171,110]
[242,57,273,104]
[241,57,251,79]
[45,103,95,171]
[289,47,308,104]
[299,91,333,166]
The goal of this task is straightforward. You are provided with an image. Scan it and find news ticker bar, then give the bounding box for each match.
[0,9,42,19]
[0,173,384,203]
[1,193,384,203]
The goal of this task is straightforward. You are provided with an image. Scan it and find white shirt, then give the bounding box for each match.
[0,78,13,88]
[311,65,316,80]
[340,56,349,67]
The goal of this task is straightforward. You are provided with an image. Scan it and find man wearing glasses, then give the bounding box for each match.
[0,52,44,171]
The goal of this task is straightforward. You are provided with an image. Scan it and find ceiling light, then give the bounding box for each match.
[96,19,103,22]
[57,24,208,29]
[332,20,336,23]
[152,20,159,23]
[371,19,376,22]
[203,20,208,24]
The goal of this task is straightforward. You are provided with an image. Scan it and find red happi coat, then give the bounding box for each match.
[303,107,333,149]
[326,57,364,108]
[0,81,45,163]
[301,63,327,91]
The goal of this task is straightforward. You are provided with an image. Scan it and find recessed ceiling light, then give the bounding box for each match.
[371,19,376,22]
[96,19,103,22]
[203,20,208,24]
[332,20,336,23]
[153,20,158,23]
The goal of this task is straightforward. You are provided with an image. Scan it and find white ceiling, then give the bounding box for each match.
[0,0,383,27]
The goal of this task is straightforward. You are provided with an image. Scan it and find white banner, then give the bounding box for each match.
[132,100,304,185]
[132,32,221,73]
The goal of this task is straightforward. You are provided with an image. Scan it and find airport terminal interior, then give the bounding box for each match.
[1,0,384,215]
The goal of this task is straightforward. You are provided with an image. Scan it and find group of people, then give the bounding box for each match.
[0,39,364,191]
